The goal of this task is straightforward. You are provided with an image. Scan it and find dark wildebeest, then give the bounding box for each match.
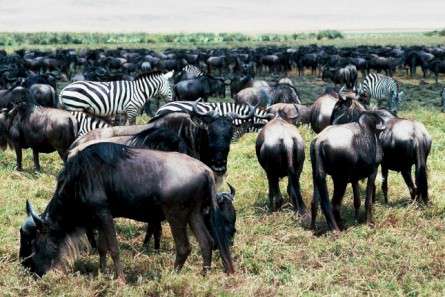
[333,107,432,203]
[174,76,226,102]
[29,84,57,107]
[266,103,312,126]
[309,91,339,133]
[0,103,77,171]
[322,65,358,89]
[0,86,29,109]
[427,59,445,83]
[230,75,253,98]
[256,109,306,213]
[144,183,236,251]
[310,112,385,231]
[234,83,300,107]
[20,143,235,280]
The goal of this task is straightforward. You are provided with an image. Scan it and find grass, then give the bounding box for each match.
[0,72,445,296]
[1,31,445,52]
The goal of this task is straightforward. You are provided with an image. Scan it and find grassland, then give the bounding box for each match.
[0,70,444,296]
[1,31,445,53]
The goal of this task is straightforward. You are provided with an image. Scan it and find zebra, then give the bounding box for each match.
[70,111,112,138]
[152,100,269,139]
[357,73,404,114]
[59,71,174,124]
[182,64,204,78]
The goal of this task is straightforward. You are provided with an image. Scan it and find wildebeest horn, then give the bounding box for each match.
[227,102,258,120]
[227,183,236,197]
[26,200,44,227]
[192,99,218,118]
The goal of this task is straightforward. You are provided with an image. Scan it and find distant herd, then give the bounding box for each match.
[0,44,438,281]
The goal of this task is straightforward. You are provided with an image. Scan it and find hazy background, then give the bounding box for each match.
[0,0,443,33]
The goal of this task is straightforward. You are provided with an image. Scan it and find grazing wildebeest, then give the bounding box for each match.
[0,86,29,109]
[20,143,235,280]
[0,103,77,171]
[256,109,306,213]
[310,112,385,231]
[144,183,236,251]
[174,75,226,102]
[428,59,445,83]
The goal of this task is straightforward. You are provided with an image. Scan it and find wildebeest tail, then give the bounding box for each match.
[208,174,235,274]
[415,136,431,203]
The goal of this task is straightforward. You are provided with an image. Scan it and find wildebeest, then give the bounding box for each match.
[372,110,431,203]
[309,91,339,133]
[321,65,358,89]
[29,84,57,107]
[256,110,306,213]
[0,102,77,171]
[144,183,236,251]
[174,75,226,102]
[20,143,235,280]
[0,86,29,109]
[229,75,253,98]
[234,83,300,107]
[310,112,385,231]
[266,103,312,125]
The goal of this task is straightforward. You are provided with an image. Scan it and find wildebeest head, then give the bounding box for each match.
[205,183,237,248]
[191,100,255,175]
[215,183,237,246]
[20,201,58,277]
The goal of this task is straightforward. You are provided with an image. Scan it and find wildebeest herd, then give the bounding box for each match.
[0,44,438,281]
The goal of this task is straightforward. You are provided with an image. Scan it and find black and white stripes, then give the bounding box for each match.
[59,71,173,124]
[358,73,403,113]
[182,65,204,78]
[70,111,112,137]
[153,100,269,139]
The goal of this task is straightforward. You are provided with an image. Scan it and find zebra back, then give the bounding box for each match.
[152,100,268,139]
[70,111,112,137]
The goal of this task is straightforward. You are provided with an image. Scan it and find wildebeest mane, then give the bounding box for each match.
[128,126,189,154]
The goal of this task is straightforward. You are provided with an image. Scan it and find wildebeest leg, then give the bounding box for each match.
[352,181,361,222]
[98,212,125,281]
[143,221,162,250]
[32,148,41,172]
[86,228,97,250]
[165,210,191,271]
[288,173,306,215]
[365,169,378,226]
[381,166,389,204]
[401,168,417,201]
[97,230,108,273]
[189,211,213,274]
[332,179,347,229]
[267,173,282,211]
[15,147,23,171]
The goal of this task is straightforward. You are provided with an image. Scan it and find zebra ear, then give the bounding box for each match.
[164,71,174,79]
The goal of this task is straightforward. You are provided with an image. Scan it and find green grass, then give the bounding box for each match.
[1,31,444,52]
[0,73,445,296]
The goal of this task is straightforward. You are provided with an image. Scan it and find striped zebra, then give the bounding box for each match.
[70,111,112,137]
[59,71,174,124]
[152,100,269,139]
[358,73,403,114]
[182,64,204,78]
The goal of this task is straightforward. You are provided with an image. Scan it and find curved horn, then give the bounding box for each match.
[227,183,236,197]
[26,200,44,227]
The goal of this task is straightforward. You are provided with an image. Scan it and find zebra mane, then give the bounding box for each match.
[134,70,167,80]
